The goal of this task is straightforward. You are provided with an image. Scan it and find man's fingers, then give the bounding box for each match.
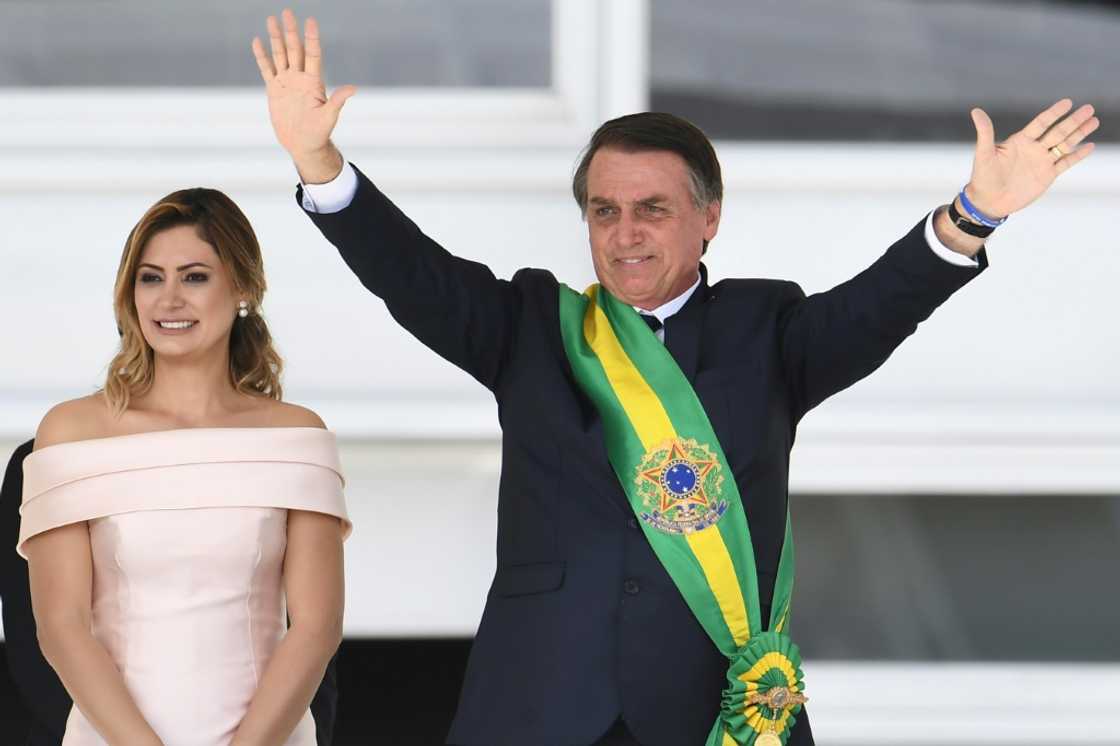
[267,15,289,71]
[1022,98,1073,140]
[1052,117,1100,162]
[971,108,996,160]
[282,8,305,72]
[251,37,276,82]
[1068,116,1102,148]
[1040,104,1095,149]
[327,85,357,115]
[1055,142,1095,175]
[304,17,323,78]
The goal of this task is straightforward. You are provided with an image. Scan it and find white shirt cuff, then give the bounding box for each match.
[924,210,981,267]
[299,162,359,214]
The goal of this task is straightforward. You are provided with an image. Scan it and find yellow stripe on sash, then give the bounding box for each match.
[775,603,790,634]
[582,287,751,648]
[583,288,675,450]
[686,526,750,647]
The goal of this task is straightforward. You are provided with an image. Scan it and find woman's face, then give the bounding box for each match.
[133,224,241,363]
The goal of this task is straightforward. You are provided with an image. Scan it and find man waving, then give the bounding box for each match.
[252,9,1097,746]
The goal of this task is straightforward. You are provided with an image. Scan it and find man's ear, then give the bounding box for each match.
[703,200,722,243]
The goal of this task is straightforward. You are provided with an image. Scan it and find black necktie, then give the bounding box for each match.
[640,314,662,334]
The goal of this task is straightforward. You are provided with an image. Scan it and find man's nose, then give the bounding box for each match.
[615,212,643,249]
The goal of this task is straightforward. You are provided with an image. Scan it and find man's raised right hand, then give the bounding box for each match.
[252,8,355,184]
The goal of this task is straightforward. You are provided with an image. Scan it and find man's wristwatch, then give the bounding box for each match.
[947,200,996,238]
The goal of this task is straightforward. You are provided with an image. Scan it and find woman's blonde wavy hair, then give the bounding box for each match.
[104,188,283,415]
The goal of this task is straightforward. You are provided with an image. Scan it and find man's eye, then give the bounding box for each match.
[641,204,664,214]
[596,207,615,217]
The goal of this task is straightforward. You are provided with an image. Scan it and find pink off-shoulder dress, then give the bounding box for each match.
[17,427,351,746]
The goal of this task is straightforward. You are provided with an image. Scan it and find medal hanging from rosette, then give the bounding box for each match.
[558,284,805,746]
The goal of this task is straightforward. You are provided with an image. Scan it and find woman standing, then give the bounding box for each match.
[18,188,349,746]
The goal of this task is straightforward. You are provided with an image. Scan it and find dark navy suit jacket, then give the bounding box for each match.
[301,165,985,746]
[0,440,340,746]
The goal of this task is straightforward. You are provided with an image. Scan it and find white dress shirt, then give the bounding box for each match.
[633,275,701,342]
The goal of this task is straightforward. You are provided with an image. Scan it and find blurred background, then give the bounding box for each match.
[1,0,1118,743]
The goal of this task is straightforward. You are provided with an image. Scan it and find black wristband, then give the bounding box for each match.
[947,200,995,238]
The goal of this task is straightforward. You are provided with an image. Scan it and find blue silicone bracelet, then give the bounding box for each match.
[958,189,1007,228]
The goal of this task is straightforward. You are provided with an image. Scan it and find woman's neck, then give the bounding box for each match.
[135,350,245,425]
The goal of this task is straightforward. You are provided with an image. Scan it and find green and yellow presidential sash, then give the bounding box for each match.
[559,284,806,746]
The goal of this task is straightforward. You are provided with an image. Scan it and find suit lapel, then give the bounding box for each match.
[664,264,711,383]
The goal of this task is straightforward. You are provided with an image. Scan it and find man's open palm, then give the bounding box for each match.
[252,9,355,161]
[967,99,1098,217]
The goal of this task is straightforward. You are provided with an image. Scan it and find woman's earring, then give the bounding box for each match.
[238,300,249,318]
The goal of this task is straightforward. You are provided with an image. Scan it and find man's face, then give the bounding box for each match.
[585,147,720,310]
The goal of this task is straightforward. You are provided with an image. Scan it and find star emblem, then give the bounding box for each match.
[639,440,718,514]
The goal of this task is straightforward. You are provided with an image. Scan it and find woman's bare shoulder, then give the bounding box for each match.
[34,394,114,451]
[257,400,327,430]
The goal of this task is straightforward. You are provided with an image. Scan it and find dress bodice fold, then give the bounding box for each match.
[19,426,350,556]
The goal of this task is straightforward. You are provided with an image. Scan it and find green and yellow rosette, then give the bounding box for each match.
[715,632,807,745]
[559,284,805,746]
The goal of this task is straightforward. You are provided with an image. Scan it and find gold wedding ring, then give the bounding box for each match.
[1049,145,1064,160]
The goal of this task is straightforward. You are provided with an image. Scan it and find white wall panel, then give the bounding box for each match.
[805,662,1120,744]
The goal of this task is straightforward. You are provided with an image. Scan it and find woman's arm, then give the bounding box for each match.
[26,403,163,746]
[27,524,163,746]
[230,508,345,746]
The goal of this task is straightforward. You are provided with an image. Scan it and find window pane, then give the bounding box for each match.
[792,494,1120,661]
[0,0,550,87]
[651,0,1120,141]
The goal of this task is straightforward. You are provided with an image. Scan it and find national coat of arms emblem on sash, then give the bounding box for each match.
[634,437,728,534]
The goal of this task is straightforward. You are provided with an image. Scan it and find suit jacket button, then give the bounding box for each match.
[623,579,640,595]
[627,517,639,530]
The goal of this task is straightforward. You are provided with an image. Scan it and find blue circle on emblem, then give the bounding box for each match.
[664,462,697,495]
